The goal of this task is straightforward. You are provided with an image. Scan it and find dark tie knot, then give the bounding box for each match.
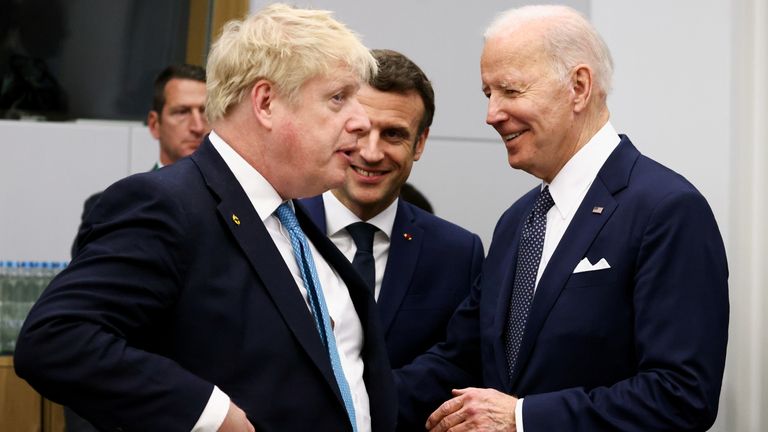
[346,222,377,253]
[534,186,555,215]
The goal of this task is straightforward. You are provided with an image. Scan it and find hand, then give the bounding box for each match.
[426,388,517,432]
[217,401,255,432]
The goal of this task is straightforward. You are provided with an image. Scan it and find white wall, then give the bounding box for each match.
[0,120,157,261]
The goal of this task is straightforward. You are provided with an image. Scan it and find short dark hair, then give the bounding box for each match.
[151,64,206,114]
[369,49,434,140]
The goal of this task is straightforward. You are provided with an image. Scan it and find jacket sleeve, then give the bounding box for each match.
[14,174,214,432]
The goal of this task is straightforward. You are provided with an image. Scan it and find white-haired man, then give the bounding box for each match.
[396,5,728,432]
[15,4,396,432]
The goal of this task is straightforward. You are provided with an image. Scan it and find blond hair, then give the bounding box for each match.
[206,3,377,122]
[485,5,614,98]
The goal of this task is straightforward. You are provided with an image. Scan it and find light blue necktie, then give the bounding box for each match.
[275,203,357,431]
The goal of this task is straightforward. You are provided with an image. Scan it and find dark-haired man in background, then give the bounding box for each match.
[72,63,208,257]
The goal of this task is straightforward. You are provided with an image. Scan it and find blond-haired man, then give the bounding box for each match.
[15,4,396,432]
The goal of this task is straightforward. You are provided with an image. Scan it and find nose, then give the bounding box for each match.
[357,132,384,164]
[189,109,208,134]
[485,94,509,126]
[346,98,372,137]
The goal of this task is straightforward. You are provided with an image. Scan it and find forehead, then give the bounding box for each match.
[300,65,362,94]
[481,29,551,86]
[358,85,424,128]
[163,78,206,104]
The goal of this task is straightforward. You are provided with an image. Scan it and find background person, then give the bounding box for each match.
[72,63,208,257]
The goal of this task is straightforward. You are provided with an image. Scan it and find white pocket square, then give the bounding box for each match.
[572,257,611,274]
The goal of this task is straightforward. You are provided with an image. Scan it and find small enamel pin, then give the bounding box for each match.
[403,233,413,241]
[232,214,241,225]
[592,206,604,214]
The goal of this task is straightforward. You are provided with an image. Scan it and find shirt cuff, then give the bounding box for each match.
[191,386,230,432]
[515,397,525,432]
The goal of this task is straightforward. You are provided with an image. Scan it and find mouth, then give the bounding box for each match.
[351,165,389,181]
[352,166,381,177]
[503,130,526,142]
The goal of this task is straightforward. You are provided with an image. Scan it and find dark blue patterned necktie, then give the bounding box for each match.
[346,222,378,293]
[505,186,555,380]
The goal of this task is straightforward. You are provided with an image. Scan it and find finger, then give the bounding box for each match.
[426,396,464,430]
[451,387,475,397]
[428,408,468,432]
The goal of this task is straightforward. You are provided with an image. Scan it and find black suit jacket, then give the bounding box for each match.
[16,138,397,432]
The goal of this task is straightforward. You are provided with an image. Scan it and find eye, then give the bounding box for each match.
[381,128,409,142]
[331,93,346,103]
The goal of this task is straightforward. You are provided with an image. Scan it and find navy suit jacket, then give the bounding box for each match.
[15,138,397,432]
[396,136,729,431]
[299,196,484,370]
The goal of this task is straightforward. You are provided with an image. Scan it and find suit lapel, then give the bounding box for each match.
[510,138,639,388]
[378,201,424,334]
[191,140,339,398]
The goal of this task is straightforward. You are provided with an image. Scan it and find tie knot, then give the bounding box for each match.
[275,202,300,231]
[534,186,555,215]
[346,222,377,253]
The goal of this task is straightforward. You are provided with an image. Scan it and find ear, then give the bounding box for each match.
[250,80,276,129]
[147,111,161,140]
[570,64,593,113]
[412,127,429,161]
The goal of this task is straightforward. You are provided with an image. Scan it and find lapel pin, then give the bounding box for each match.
[403,233,413,241]
[592,206,604,214]
[232,214,241,225]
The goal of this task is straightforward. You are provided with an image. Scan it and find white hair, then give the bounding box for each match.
[485,5,614,97]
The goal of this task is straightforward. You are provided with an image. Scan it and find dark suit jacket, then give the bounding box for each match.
[396,136,729,431]
[15,138,397,432]
[72,163,159,258]
[300,196,484,369]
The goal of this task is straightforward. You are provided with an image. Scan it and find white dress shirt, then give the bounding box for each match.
[192,131,370,432]
[516,121,620,431]
[322,190,398,301]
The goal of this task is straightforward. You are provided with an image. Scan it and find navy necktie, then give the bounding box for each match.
[275,203,358,431]
[505,186,555,380]
[346,222,378,293]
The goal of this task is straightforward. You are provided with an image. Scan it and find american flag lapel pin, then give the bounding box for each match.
[592,206,604,214]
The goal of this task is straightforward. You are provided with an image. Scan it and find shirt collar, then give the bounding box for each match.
[209,130,284,222]
[546,121,621,220]
[323,190,398,240]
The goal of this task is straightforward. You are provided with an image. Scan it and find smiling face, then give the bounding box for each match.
[148,78,209,166]
[267,66,371,199]
[332,85,427,221]
[481,29,580,182]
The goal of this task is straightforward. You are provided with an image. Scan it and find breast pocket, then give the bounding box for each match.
[566,268,617,288]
